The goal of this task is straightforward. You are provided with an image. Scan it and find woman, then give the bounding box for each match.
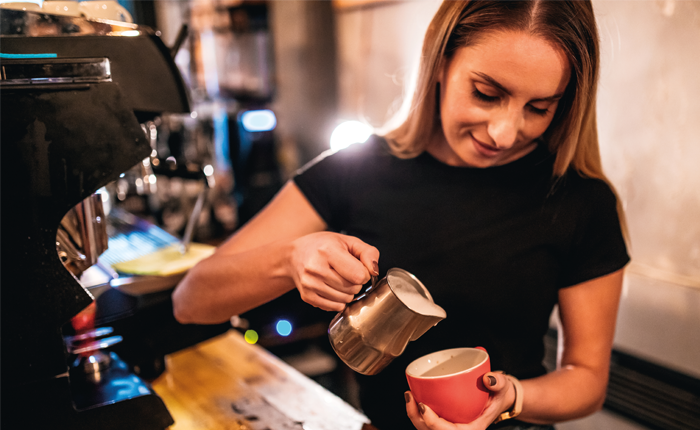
[173,1,629,429]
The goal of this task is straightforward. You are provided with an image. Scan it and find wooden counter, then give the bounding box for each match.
[151,329,376,430]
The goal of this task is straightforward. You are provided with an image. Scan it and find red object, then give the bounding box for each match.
[71,301,96,333]
[406,347,490,424]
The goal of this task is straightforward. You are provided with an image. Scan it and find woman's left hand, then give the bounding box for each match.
[406,372,515,429]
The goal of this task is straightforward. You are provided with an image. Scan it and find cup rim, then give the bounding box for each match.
[405,347,488,379]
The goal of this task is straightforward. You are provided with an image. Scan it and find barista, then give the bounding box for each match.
[172,1,629,429]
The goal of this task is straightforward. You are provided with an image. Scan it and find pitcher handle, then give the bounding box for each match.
[353,274,377,302]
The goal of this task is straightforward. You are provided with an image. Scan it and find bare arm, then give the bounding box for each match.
[516,268,624,423]
[407,268,625,428]
[172,181,380,324]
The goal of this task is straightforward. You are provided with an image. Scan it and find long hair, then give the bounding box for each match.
[383,0,627,237]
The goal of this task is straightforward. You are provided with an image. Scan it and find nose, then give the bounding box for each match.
[487,107,521,149]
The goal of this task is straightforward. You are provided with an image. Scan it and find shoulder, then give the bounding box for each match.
[545,170,622,238]
[554,170,618,206]
[291,135,393,227]
[331,134,392,161]
[552,171,623,242]
[554,171,629,287]
[296,135,392,176]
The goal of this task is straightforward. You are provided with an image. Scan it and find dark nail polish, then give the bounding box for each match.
[488,375,497,386]
[372,260,379,276]
[418,403,426,415]
[404,392,411,403]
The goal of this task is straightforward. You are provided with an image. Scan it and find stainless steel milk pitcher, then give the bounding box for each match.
[328,268,446,375]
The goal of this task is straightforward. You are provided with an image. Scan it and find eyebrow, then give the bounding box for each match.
[473,72,564,103]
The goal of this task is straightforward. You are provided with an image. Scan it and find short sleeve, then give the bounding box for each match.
[292,149,343,228]
[292,138,379,230]
[560,179,630,288]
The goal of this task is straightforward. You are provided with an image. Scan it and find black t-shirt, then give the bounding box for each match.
[293,135,629,429]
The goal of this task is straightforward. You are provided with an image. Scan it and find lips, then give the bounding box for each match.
[470,133,500,157]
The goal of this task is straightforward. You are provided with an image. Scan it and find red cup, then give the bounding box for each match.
[406,347,490,423]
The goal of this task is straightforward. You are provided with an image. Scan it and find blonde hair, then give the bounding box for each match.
[383,0,627,237]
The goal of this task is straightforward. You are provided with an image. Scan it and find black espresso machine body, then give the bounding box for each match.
[1,10,189,429]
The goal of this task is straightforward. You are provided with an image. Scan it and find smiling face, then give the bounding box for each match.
[429,30,571,168]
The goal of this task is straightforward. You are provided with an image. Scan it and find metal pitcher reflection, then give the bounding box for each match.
[328,268,446,375]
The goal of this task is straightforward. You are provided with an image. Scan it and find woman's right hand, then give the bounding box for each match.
[289,232,380,312]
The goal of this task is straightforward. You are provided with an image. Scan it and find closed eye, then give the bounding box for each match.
[474,85,552,116]
[528,105,549,116]
[472,88,499,103]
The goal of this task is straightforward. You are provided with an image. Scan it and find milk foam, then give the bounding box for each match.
[388,273,446,317]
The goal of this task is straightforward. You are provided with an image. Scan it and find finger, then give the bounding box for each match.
[404,392,429,430]
[314,286,355,305]
[337,234,380,277]
[473,373,518,424]
[298,276,355,305]
[483,372,510,393]
[301,292,346,313]
[417,402,449,429]
[342,235,381,277]
[316,266,366,295]
[295,255,361,296]
[327,246,372,286]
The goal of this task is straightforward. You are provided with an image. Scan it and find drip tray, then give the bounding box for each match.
[81,207,184,297]
[108,272,186,296]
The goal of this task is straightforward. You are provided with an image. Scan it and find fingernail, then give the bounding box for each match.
[372,260,379,276]
[404,392,411,403]
[418,403,426,415]
[488,375,497,386]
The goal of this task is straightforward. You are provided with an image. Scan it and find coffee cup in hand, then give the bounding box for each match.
[406,347,490,423]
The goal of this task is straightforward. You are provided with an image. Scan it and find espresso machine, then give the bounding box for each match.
[0,9,192,429]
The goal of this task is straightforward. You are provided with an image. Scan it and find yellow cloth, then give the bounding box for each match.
[112,243,216,276]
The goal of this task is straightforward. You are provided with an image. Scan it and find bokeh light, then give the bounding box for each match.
[276,319,292,337]
[244,329,259,344]
[241,109,277,132]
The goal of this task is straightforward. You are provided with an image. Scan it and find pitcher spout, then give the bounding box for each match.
[409,314,446,341]
[328,268,446,375]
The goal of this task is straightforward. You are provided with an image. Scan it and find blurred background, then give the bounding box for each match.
[76,0,699,429]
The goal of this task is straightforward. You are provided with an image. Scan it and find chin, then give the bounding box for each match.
[471,159,502,168]
[455,151,502,168]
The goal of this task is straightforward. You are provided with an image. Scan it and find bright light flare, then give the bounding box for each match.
[330,121,373,152]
